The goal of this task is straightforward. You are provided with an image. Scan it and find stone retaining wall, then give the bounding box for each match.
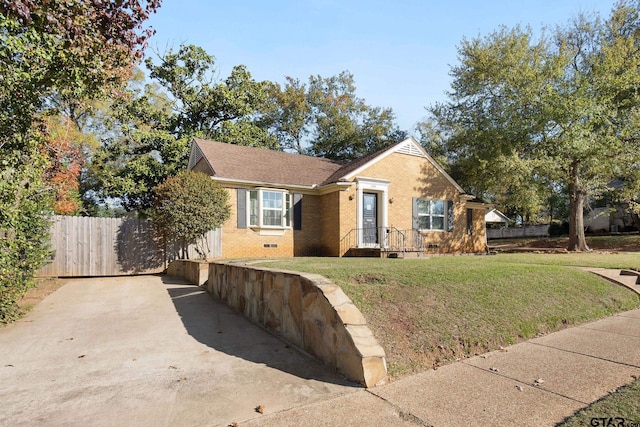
[167,260,208,286]
[207,262,387,387]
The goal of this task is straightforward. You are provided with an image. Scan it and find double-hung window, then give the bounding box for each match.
[416,199,446,231]
[249,189,292,228]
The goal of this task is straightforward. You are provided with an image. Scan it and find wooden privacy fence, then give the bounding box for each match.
[39,215,221,277]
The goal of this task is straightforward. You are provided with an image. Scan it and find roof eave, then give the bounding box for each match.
[316,181,354,195]
[209,176,320,193]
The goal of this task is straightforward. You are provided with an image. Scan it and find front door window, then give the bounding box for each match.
[363,192,378,245]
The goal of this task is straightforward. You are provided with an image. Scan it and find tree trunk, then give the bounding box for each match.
[631,212,640,230]
[181,238,189,260]
[567,162,590,252]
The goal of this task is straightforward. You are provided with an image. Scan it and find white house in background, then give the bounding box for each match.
[485,208,510,227]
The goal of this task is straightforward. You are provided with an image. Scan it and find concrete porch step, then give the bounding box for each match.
[344,247,381,258]
[343,248,427,258]
[383,250,427,259]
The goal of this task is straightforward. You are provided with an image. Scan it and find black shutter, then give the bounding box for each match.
[447,200,454,232]
[412,197,419,230]
[293,193,302,230]
[237,188,247,229]
[467,208,473,235]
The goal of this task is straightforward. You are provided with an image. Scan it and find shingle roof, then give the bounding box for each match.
[192,138,344,187]
[320,141,403,185]
[192,138,414,187]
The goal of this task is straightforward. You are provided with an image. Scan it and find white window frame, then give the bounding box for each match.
[248,188,293,229]
[417,199,446,231]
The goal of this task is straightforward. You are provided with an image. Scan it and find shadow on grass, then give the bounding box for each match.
[161,275,358,388]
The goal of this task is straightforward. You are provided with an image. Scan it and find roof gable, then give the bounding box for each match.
[188,141,214,175]
[485,208,510,223]
[330,137,465,193]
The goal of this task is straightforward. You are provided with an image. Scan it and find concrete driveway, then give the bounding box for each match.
[0,276,358,427]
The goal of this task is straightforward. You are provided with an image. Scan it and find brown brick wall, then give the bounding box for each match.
[472,207,488,252]
[417,205,487,254]
[221,188,295,258]
[339,189,358,236]
[346,152,487,254]
[318,191,343,256]
[293,194,324,256]
[295,189,364,257]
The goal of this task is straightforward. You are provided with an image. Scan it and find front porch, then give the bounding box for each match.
[340,227,427,258]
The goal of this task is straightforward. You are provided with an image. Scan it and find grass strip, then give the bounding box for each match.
[258,255,640,378]
[557,377,640,426]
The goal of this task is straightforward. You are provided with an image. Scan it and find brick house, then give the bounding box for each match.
[187,137,489,258]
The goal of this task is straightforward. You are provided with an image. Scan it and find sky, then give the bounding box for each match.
[145,0,616,133]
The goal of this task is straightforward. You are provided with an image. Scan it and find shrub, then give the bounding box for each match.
[151,171,230,259]
[0,148,52,323]
[548,221,569,236]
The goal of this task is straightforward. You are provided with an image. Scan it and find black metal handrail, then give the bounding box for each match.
[340,227,425,255]
[402,229,427,252]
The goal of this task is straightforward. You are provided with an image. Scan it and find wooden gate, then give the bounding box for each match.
[38,216,221,277]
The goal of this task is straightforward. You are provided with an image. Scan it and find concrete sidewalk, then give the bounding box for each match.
[582,267,640,296]
[244,309,640,427]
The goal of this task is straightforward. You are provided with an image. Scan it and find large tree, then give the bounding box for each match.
[87,45,279,212]
[267,77,311,154]
[307,71,406,160]
[0,0,160,322]
[85,70,188,212]
[146,44,278,146]
[43,115,93,215]
[268,71,406,159]
[87,48,407,211]
[421,1,640,251]
[0,0,160,147]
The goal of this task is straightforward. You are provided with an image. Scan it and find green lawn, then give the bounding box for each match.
[257,254,640,378]
[486,252,640,269]
[557,377,640,426]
